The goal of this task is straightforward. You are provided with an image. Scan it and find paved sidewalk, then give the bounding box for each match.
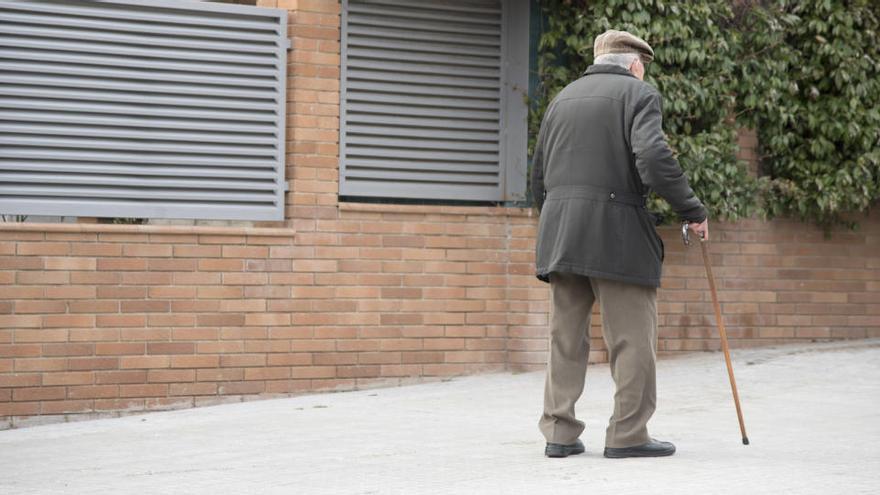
[1,339,878,495]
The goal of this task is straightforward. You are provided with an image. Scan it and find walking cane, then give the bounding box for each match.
[682,223,750,445]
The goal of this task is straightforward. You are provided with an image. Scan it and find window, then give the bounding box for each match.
[0,0,289,221]
[339,0,528,202]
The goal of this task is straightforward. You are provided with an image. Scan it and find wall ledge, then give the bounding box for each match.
[338,202,535,217]
[0,222,295,237]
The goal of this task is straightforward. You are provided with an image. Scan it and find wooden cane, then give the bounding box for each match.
[682,223,749,445]
[698,234,750,445]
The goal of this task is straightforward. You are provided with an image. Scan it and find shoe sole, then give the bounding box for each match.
[545,447,585,458]
[603,448,675,459]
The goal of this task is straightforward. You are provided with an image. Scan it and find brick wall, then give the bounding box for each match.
[510,215,880,370]
[1,0,878,428]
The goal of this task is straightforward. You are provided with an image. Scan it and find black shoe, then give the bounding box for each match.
[544,439,585,458]
[603,439,676,458]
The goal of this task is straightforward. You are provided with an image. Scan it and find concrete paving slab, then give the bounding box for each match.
[1,339,878,494]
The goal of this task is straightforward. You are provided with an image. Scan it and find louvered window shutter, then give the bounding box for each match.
[340,0,527,202]
[0,0,289,221]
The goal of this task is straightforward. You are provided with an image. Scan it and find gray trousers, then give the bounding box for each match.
[538,271,658,448]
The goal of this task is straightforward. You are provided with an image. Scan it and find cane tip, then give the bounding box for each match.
[742,437,750,446]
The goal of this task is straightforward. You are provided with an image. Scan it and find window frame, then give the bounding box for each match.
[338,0,529,204]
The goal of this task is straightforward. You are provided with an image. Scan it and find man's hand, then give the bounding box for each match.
[689,219,709,241]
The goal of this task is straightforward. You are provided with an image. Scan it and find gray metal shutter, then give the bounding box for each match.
[0,0,289,221]
[340,0,507,201]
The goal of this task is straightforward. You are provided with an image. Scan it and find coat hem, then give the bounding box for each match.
[536,264,660,288]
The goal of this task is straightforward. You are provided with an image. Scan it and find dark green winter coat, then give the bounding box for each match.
[531,64,707,287]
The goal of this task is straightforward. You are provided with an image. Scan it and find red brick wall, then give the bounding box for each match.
[1,0,878,428]
[3,210,879,428]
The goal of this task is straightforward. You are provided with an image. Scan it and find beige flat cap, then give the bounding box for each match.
[593,29,654,63]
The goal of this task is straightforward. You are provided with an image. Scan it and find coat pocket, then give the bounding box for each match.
[657,233,665,262]
[637,208,664,263]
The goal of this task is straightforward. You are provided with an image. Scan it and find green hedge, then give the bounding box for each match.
[531,0,880,228]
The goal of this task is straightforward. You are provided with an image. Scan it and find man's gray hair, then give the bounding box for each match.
[593,52,640,69]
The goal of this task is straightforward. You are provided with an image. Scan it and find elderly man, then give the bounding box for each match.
[531,30,709,459]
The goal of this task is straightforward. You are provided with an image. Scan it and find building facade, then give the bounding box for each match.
[1,0,878,428]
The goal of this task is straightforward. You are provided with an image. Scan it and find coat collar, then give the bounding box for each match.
[582,64,637,78]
